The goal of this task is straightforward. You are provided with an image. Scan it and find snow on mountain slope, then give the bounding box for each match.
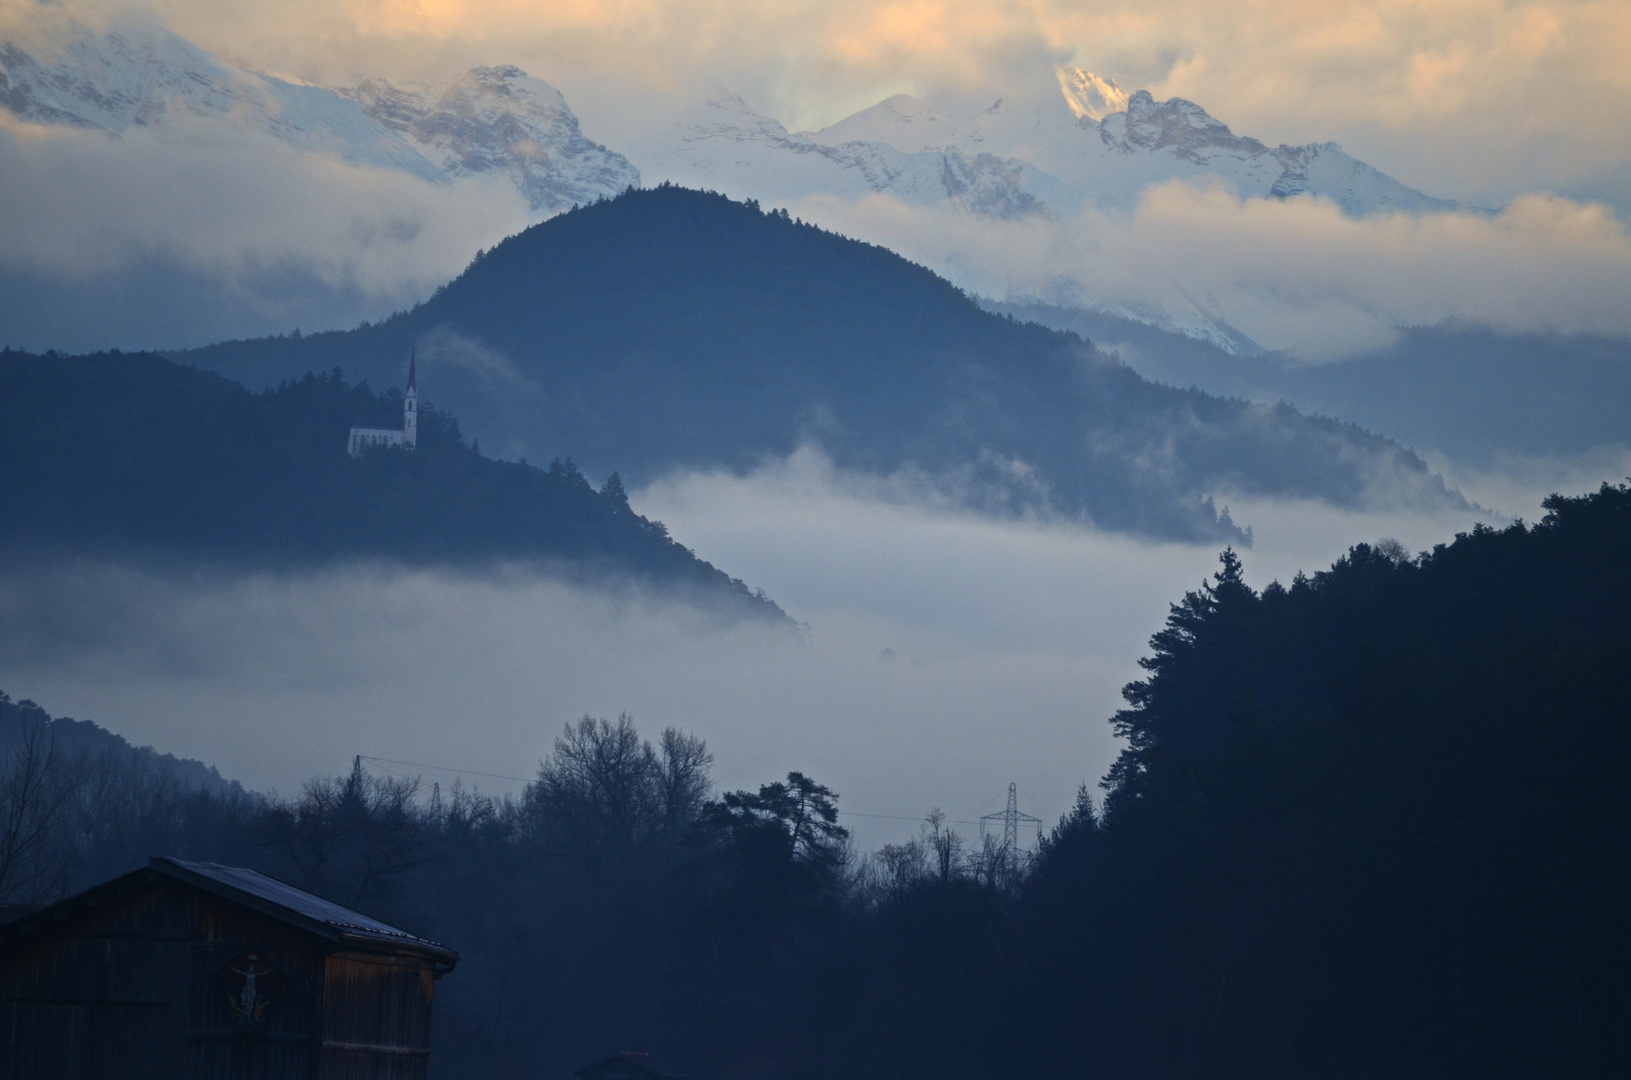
[0,12,636,212]
[344,67,638,213]
[0,11,445,180]
[811,94,953,153]
[650,88,1070,219]
[650,68,1458,219]
[1095,91,1460,215]
[1057,69,1129,122]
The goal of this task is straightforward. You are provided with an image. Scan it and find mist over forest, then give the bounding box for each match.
[2,0,1629,1065]
[2,483,1627,1078]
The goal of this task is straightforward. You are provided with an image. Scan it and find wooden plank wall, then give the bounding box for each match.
[319,953,435,1080]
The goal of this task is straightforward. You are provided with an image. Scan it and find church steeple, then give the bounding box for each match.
[403,350,418,448]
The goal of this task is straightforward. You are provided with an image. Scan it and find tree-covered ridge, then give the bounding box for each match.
[177,185,1463,543]
[1023,481,1631,1079]
[1109,481,1631,783]
[0,349,784,620]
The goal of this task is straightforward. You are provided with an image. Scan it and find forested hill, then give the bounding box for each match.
[176,185,1461,543]
[1010,482,1631,1079]
[0,691,238,798]
[0,349,785,620]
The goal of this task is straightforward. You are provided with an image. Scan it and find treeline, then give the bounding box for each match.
[0,349,783,619]
[2,482,1628,1078]
[0,701,1011,1075]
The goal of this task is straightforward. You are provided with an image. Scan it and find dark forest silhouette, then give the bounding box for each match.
[1,481,1627,1078]
[0,349,783,619]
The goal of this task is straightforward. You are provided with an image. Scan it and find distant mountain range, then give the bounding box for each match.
[0,12,1453,224]
[649,72,1459,222]
[11,11,1608,479]
[0,10,637,213]
[0,13,1475,358]
[986,300,1631,467]
[173,186,1465,543]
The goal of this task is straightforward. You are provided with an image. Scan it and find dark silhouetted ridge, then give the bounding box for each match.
[0,348,785,620]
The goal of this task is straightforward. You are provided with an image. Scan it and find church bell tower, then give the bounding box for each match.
[404,351,418,449]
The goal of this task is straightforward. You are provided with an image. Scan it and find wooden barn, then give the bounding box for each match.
[0,856,458,1079]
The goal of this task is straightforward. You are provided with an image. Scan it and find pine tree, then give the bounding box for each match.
[600,471,630,510]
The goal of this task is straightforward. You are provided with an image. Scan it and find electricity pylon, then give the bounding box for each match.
[980,782,1044,870]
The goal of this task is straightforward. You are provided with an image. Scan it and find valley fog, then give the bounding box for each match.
[0,446,1514,849]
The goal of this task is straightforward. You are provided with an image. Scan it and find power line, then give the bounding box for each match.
[357,755,985,826]
[359,755,533,784]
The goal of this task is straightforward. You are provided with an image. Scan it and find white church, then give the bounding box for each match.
[347,354,418,457]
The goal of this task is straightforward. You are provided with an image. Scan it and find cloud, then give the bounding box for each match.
[0,110,528,346]
[1421,443,1631,523]
[0,446,1529,850]
[783,184,1631,361]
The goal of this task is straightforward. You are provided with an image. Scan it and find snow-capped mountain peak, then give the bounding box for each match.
[343,65,637,212]
[1101,90,1262,162]
[1056,67,1128,122]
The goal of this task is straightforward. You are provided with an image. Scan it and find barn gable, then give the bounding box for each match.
[0,857,457,1080]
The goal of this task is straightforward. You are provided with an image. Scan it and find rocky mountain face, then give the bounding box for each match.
[343,66,638,212]
[0,11,636,212]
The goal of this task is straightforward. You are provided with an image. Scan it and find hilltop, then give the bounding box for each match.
[0,349,785,620]
[177,186,1461,542]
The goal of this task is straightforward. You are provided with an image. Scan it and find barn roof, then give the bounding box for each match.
[0,857,457,968]
[153,858,458,965]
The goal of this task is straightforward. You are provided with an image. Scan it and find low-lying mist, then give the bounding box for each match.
[0,446,1570,850]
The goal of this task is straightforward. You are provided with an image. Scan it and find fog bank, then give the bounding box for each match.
[0,447,1541,849]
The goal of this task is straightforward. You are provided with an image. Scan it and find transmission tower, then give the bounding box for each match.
[980,782,1044,869]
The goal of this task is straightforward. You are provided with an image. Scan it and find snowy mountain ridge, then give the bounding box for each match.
[650,87,1069,219]
[0,11,637,213]
[650,69,1460,221]
[342,66,639,212]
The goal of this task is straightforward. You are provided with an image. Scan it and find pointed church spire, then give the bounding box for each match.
[403,349,419,449]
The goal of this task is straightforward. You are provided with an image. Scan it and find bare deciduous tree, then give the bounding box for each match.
[0,724,73,904]
[524,714,713,871]
[257,758,430,907]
